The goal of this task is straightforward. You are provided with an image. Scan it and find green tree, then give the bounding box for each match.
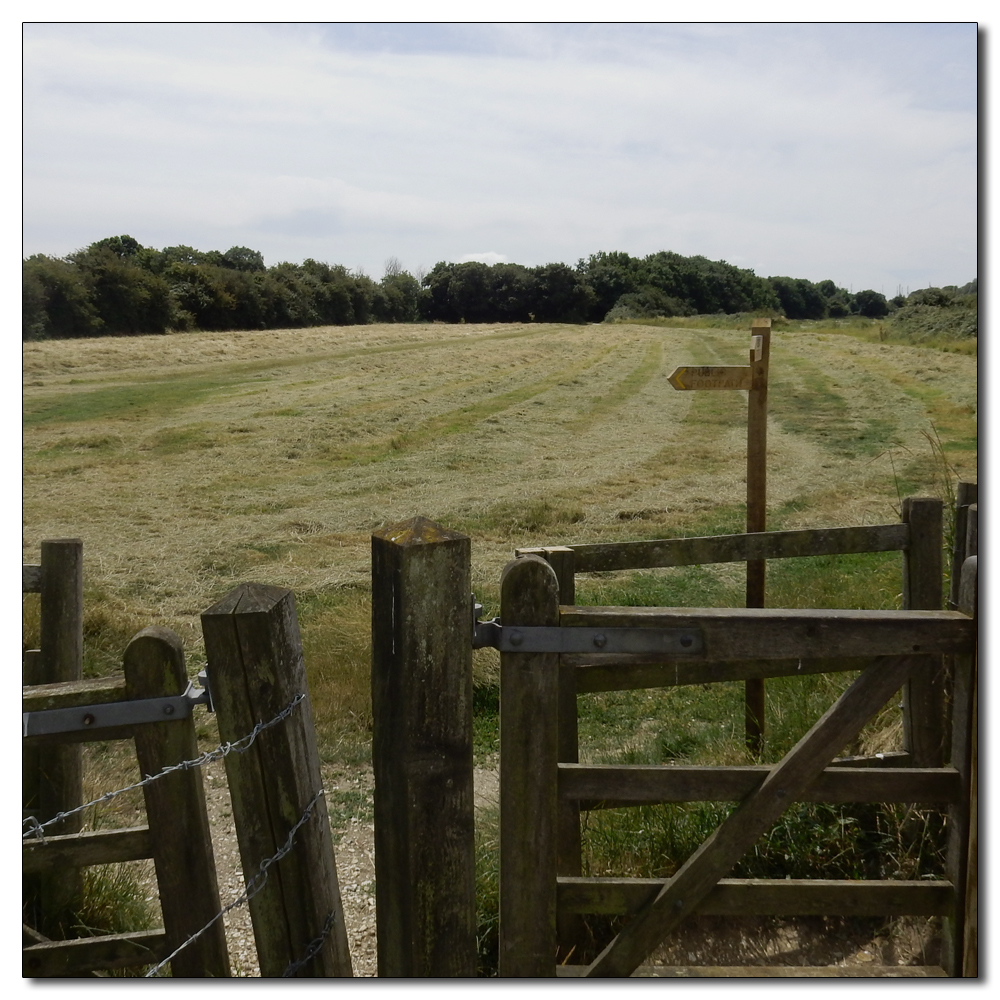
[529,263,595,323]
[853,289,889,318]
[69,240,175,335]
[22,254,103,340]
[378,268,421,322]
[221,246,266,272]
[768,276,826,319]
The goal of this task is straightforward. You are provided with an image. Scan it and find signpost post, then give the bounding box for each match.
[668,318,772,755]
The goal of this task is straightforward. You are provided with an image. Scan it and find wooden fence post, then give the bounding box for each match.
[123,627,230,977]
[499,555,560,977]
[201,584,352,977]
[949,483,978,609]
[943,556,977,976]
[370,517,477,977]
[745,320,771,756]
[536,547,585,953]
[24,538,84,931]
[901,497,945,766]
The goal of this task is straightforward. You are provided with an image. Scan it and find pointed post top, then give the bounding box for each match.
[372,516,469,547]
[201,581,292,617]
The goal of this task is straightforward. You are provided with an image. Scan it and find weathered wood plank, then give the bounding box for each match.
[499,555,560,977]
[22,929,168,977]
[560,607,973,660]
[22,826,154,874]
[560,964,947,977]
[22,676,129,712]
[557,877,955,917]
[124,627,230,978]
[202,584,352,978]
[901,497,945,768]
[572,655,867,692]
[22,676,136,746]
[585,654,917,976]
[566,523,909,574]
[370,517,476,978]
[559,764,961,807]
[539,545,586,954]
[948,483,977,609]
[944,555,977,977]
[744,320,771,756]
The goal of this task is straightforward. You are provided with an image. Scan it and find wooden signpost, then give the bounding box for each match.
[669,319,772,754]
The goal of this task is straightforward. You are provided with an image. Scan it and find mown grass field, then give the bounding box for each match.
[22,319,977,970]
[22,316,976,762]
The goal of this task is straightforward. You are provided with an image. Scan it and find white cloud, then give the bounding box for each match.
[21,22,978,290]
[457,252,509,266]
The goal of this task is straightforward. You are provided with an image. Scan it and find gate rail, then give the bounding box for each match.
[498,553,978,978]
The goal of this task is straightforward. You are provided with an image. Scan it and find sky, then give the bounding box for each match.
[21,20,979,295]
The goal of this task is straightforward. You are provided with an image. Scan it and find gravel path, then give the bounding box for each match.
[201,759,378,977]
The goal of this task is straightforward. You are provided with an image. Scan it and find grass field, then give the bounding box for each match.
[22,319,977,968]
[23,319,975,631]
[23,318,976,743]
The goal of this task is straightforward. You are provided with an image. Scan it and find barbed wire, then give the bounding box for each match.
[22,692,306,841]
[145,787,326,978]
[282,910,339,978]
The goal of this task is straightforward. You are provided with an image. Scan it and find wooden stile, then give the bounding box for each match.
[370,518,477,977]
[123,627,230,978]
[23,627,231,978]
[201,584,352,978]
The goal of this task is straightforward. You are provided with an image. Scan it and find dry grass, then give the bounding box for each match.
[23,321,975,972]
[23,320,976,741]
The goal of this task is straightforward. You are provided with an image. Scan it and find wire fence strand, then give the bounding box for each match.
[22,692,306,840]
[24,688,341,978]
[145,787,326,978]
[282,910,339,978]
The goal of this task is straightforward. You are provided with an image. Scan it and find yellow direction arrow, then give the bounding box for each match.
[667,365,752,391]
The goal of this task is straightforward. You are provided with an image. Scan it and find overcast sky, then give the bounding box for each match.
[22,21,978,294]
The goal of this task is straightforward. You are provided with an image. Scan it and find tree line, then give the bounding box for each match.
[22,234,961,340]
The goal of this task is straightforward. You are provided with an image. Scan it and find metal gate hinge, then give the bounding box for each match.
[471,598,703,655]
[23,677,213,739]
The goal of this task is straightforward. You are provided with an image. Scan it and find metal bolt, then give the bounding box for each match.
[680,635,693,648]
[163,704,175,716]
[82,713,95,726]
[593,634,607,649]
[509,630,523,647]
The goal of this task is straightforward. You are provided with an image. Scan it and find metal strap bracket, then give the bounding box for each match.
[472,600,703,655]
[23,674,213,739]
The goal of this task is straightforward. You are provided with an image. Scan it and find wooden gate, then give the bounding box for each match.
[497,552,978,977]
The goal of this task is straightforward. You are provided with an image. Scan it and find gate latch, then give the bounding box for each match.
[472,598,703,655]
[23,675,213,739]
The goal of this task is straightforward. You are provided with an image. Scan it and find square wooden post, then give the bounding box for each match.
[901,497,945,766]
[370,517,477,977]
[201,583,352,977]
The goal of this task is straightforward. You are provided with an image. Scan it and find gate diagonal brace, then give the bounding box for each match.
[472,601,703,655]
[23,671,213,738]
